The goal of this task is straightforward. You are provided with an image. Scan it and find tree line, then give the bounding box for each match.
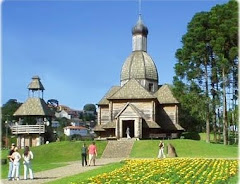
[172,0,238,145]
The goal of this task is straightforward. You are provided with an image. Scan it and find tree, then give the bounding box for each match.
[174,11,211,142]
[173,1,238,144]
[172,78,206,132]
[83,104,96,114]
[1,99,22,135]
[208,0,238,145]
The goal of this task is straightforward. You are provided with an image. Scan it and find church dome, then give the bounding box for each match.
[121,51,158,82]
[132,16,148,36]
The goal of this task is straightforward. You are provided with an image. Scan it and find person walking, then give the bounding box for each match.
[158,141,166,159]
[7,143,15,180]
[81,143,88,167]
[11,147,21,181]
[22,146,34,180]
[88,142,97,166]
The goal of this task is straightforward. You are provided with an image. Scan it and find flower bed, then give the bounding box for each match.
[84,158,238,184]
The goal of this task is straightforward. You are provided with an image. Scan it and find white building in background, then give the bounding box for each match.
[64,126,89,136]
[70,118,85,126]
[55,110,71,119]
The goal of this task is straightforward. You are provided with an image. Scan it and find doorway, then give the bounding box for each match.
[122,120,134,138]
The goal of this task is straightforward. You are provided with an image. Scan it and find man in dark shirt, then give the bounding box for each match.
[81,143,87,166]
[7,143,15,180]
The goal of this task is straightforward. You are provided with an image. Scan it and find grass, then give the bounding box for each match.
[199,132,215,141]
[130,139,238,158]
[2,139,238,183]
[1,140,107,179]
[227,174,239,184]
[47,162,124,184]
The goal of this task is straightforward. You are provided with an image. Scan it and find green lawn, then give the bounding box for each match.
[130,139,238,158]
[2,139,238,183]
[199,132,215,141]
[1,140,107,179]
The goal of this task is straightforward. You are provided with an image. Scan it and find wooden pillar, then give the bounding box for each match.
[152,100,155,121]
[97,107,101,125]
[109,101,113,122]
[139,118,142,138]
[115,118,119,139]
[175,104,178,124]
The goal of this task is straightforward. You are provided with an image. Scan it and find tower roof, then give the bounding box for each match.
[132,15,148,36]
[154,84,179,104]
[98,86,121,105]
[121,51,158,82]
[28,76,45,91]
[13,97,54,117]
[108,79,155,100]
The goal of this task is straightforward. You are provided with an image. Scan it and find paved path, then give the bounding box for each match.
[102,140,135,158]
[1,158,123,184]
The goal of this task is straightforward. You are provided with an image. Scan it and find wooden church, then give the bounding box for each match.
[94,15,184,139]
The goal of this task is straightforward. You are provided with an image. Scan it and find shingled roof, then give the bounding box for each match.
[98,86,121,105]
[93,124,105,131]
[28,76,45,90]
[121,51,158,82]
[13,98,54,117]
[154,84,179,104]
[144,120,161,128]
[102,122,115,129]
[108,79,155,100]
[157,120,184,131]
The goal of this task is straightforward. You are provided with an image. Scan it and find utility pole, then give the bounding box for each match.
[5,120,8,149]
[5,114,11,149]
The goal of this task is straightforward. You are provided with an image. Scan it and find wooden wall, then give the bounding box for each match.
[112,100,154,120]
[158,105,177,124]
[100,107,109,124]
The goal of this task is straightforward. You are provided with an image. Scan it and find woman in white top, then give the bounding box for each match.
[23,146,34,180]
[11,147,21,181]
[158,141,166,159]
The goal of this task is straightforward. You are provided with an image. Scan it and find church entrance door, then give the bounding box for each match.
[122,120,134,138]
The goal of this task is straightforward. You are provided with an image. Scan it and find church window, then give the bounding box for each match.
[149,83,153,92]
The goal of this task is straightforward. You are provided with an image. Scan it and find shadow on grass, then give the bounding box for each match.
[34,177,57,180]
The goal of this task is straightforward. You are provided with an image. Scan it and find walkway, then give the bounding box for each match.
[1,158,123,184]
[101,139,135,158]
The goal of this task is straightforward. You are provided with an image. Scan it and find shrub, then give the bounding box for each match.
[182,132,200,140]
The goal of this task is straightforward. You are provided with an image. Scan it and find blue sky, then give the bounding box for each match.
[2,0,227,110]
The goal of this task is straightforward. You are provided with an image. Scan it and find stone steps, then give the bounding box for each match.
[101,139,135,158]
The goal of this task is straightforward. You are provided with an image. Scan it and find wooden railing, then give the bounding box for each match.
[11,125,45,134]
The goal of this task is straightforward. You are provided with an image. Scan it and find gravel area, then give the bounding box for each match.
[1,158,123,184]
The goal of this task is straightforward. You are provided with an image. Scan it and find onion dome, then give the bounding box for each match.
[121,51,158,82]
[132,15,148,36]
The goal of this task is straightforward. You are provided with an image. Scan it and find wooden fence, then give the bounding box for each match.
[11,125,45,134]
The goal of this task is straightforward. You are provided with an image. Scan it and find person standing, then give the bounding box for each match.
[81,143,87,167]
[88,142,97,166]
[126,127,131,139]
[22,146,34,180]
[11,147,21,181]
[158,141,166,159]
[7,143,15,180]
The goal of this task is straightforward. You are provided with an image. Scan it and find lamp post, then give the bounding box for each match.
[5,120,8,149]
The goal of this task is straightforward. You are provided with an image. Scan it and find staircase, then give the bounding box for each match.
[101,139,135,158]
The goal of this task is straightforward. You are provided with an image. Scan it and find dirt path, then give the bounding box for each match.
[1,158,123,184]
